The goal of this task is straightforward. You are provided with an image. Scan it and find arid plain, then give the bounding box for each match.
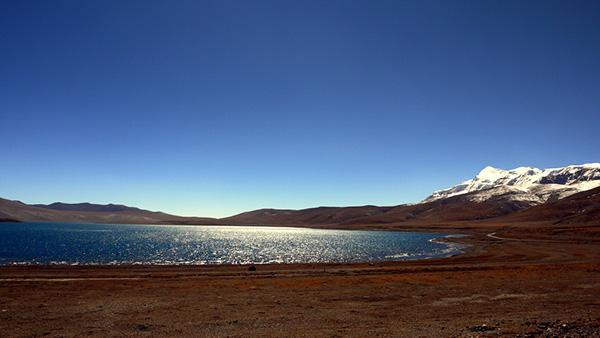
[2,219,600,336]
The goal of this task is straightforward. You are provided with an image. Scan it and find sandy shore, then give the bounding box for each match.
[1,226,599,337]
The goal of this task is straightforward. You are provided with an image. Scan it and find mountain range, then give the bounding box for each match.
[425,163,600,205]
[0,199,217,225]
[1,163,599,228]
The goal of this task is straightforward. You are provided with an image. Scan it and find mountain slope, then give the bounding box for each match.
[425,163,600,205]
[338,191,532,226]
[499,186,600,225]
[222,206,394,226]
[0,198,218,225]
[32,202,143,213]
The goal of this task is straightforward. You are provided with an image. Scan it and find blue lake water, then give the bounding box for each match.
[0,222,463,265]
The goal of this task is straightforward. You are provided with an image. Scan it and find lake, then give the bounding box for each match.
[0,222,463,265]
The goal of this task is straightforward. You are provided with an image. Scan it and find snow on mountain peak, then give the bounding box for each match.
[476,166,507,181]
[424,163,600,205]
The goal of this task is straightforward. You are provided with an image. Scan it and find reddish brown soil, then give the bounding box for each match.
[1,226,599,337]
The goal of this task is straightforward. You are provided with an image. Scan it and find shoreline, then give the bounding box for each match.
[0,229,555,273]
[2,224,599,336]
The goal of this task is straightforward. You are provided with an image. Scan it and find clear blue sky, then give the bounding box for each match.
[1,0,599,217]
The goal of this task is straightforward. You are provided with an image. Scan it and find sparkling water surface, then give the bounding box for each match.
[0,222,463,265]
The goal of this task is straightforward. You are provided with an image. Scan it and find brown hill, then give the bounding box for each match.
[222,206,394,226]
[0,192,535,227]
[341,191,533,226]
[32,202,144,213]
[499,186,600,225]
[0,210,19,222]
[222,190,534,228]
[0,198,218,225]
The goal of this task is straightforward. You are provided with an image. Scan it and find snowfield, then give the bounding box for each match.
[424,163,600,205]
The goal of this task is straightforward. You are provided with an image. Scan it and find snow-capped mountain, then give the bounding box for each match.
[424,163,600,205]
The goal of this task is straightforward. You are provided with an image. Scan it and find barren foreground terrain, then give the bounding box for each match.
[1,225,599,337]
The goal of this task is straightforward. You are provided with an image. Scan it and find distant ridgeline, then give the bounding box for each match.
[1,163,599,226]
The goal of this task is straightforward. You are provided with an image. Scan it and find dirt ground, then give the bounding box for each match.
[1,227,599,337]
